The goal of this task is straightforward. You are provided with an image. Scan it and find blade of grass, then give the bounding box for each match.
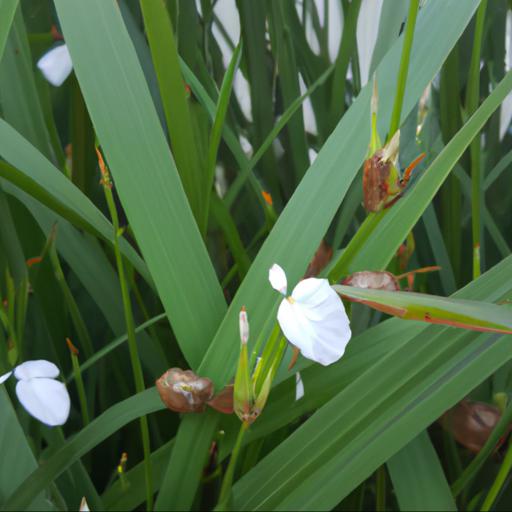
[466,0,488,278]
[0,0,17,59]
[387,0,420,140]
[0,123,151,285]
[203,42,242,229]
[139,0,204,229]
[387,431,457,511]
[0,6,55,163]
[54,0,228,368]
[101,158,154,510]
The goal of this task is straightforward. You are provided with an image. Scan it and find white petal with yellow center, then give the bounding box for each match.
[277,278,351,366]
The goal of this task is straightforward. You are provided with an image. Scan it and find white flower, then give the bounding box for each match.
[269,263,352,366]
[37,44,73,87]
[0,360,71,426]
[295,372,304,401]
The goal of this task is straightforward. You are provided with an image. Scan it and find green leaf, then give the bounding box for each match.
[387,431,457,511]
[0,122,151,285]
[139,0,204,227]
[0,7,55,163]
[204,41,242,229]
[0,0,17,59]
[0,387,55,510]
[1,388,164,511]
[333,284,512,334]
[54,0,227,368]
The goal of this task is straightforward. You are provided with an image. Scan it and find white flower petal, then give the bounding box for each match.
[14,360,60,380]
[79,497,90,512]
[278,279,351,366]
[295,372,304,401]
[239,308,249,344]
[269,264,287,295]
[0,371,12,384]
[37,44,73,87]
[16,378,70,426]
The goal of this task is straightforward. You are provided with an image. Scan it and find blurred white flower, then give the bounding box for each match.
[37,44,73,87]
[295,372,304,401]
[269,263,351,366]
[0,360,71,426]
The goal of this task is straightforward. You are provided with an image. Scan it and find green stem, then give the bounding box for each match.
[466,0,487,279]
[217,422,249,509]
[328,211,385,281]
[376,465,386,511]
[387,0,420,140]
[481,436,512,511]
[103,184,154,511]
[68,343,90,426]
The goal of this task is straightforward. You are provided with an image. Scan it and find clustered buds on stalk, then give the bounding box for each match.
[363,77,425,213]
[233,308,274,425]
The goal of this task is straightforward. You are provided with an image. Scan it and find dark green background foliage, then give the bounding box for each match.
[1,0,512,510]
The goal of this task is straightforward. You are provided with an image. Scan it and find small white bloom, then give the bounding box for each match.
[269,264,288,295]
[37,44,73,87]
[295,372,304,401]
[270,264,352,366]
[1,359,71,426]
[79,497,90,512]
[239,308,249,344]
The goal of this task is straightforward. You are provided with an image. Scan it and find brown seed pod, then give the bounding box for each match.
[156,368,214,413]
[363,151,392,213]
[342,271,399,291]
[440,399,507,454]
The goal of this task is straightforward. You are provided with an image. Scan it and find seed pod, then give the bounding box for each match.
[156,368,214,413]
[440,399,506,453]
[342,271,399,291]
[363,151,393,213]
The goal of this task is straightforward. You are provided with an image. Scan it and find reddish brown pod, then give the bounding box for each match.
[156,368,233,414]
[440,399,509,454]
[342,270,400,291]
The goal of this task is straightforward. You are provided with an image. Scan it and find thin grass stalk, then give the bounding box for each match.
[387,0,420,140]
[481,435,512,511]
[100,154,154,511]
[66,338,90,426]
[375,465,386,511]
[466,0,488,279]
